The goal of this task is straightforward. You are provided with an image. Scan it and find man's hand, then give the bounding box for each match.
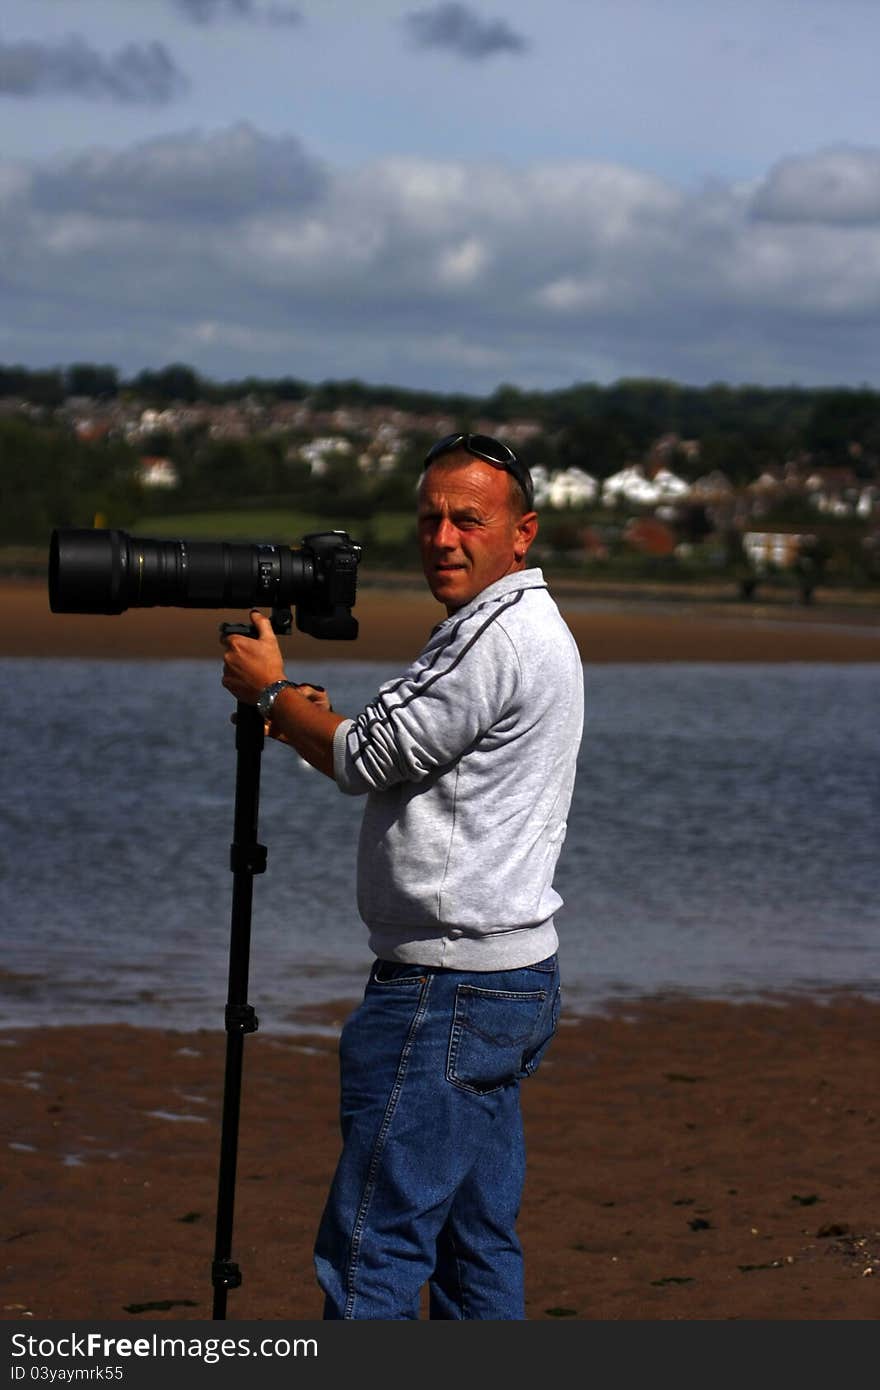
[293,683,332,711]
[221,609,286,704]
[221,612,343,778]
[267,682,332,744]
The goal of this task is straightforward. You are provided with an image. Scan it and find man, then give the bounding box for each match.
[221,433,584,1319]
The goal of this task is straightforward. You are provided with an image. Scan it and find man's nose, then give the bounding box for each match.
[433,517,458,548]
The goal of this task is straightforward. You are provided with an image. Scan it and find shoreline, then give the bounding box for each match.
[4,578,879,662]
[3,979,879,1040]
[1,994,878,1321]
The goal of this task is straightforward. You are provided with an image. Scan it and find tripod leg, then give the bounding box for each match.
[211,702,266,1320]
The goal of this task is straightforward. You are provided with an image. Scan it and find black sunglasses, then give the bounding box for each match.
[422,433,534,510]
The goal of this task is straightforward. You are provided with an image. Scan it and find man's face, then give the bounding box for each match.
[417,456,537,613]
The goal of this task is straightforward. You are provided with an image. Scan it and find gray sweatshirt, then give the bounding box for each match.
[332,568,584,970]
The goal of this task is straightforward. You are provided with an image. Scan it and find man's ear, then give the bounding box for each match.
[514,511,538,560]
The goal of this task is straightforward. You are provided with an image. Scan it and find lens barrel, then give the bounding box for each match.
[49,528,312,615]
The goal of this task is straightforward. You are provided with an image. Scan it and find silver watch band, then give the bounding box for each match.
[256,679,296,721]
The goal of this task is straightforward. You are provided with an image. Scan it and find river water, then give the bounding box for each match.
[1,659,877,1032]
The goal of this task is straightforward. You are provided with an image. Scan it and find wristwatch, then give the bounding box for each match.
[256,679,297,721]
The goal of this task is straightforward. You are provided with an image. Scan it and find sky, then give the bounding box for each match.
[3,0,880,394]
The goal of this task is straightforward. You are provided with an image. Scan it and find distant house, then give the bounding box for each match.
[299,435,353,476]
[528,465,599,508]
[530,465,551,506]
[601,464,689,507]
[546,467,599,508]
[358,421,404,474]
[651,466,692,499]
[742,531,812,570]
[138,456,179,489]
[805,466,875,517]
[73,417,111,444]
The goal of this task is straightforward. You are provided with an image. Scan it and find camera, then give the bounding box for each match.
[48,527,361,639]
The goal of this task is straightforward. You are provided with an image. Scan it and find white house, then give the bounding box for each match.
[528,465,598,508]
[546,467,599,508]
[601,464,689,507]
[299,435,353,476]
[530,465,551,506]
[138,457,179,489]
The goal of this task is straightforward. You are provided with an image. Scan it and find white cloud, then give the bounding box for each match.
[435,237,489,285]
[6,126,880,389]
[235,213,385,277]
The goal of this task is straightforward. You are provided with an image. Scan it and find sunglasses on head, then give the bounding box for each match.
[422,433,534,510]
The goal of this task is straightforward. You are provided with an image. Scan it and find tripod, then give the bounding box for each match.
[211,609,291,1321]
[211,696,265,1320]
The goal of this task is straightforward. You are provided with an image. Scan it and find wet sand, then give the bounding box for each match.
[1,997,878,1322]
[4,577,880,662]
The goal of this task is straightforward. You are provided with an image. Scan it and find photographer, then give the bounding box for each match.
[221,434,584,1320]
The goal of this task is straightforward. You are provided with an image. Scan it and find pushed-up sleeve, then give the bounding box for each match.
[333,613,521,795]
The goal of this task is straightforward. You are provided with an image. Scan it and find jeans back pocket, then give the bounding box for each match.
[446,985,548,1095]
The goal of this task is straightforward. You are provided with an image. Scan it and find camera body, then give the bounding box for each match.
[49,527,362,640]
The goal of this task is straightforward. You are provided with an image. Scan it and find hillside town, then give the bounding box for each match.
[15,388,877,516]
[4,377,880,597]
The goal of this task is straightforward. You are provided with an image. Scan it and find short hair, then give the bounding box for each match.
[422,450,532,518]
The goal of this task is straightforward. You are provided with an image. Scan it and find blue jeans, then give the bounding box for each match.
[314,953,561,1320]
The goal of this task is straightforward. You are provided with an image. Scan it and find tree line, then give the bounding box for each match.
[3,360,880,474]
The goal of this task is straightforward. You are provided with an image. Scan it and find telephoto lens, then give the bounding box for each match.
[48,528,361,639]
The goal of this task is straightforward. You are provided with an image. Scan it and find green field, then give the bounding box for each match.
[129,509,414,545]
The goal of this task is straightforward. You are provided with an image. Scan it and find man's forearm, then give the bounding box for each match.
[269,686,346,780]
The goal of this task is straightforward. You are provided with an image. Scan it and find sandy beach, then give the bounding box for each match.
[3,577,878,1322]
[4,576,880,663]
[1,997,878,1322]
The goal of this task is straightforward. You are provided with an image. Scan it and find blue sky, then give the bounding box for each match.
[3,0,880,392]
